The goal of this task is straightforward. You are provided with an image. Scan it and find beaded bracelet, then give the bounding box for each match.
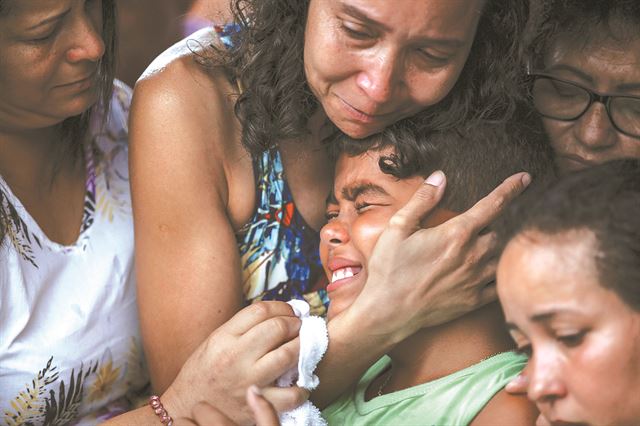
[149,395,174,426]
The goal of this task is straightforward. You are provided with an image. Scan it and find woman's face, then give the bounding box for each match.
[538,31,640,175]
[497,230,640,425]
[0,0,105,131]
[304,0,484,138]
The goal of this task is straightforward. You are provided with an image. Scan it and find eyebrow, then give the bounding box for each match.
[26,8,70,31]
[546,64,640,93]
[544,64,594,84]
[341,182,389,202]
[339,2,464,48]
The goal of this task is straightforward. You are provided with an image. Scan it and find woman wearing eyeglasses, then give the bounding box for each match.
[501,1,640,424]
[526,0,640,176]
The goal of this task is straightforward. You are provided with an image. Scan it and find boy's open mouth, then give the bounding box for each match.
[326,258,364,293]
[331,266,363,283]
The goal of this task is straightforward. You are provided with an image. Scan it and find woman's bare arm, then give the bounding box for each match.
[130,41,250,393]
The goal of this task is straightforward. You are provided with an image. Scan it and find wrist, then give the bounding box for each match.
[331,301,398,351]
[159,385,190,422]
[348,280,421,346]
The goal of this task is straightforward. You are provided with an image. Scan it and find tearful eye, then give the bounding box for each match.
[557,331,586,348]
[417,48,452,64]
[325,211,339,221]
[354,202,373,213]
[340,21,375,41]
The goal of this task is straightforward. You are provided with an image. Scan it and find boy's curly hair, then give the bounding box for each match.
[217,0,532,155]
[329,105,555,213]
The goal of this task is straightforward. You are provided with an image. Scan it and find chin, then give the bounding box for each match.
[334,119,389,140]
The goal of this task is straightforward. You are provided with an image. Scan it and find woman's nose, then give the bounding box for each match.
[66,16,105,63]
[572,102,618,151]
[355,52,402,105]
[320,219,351,247]
[527,352,568,403]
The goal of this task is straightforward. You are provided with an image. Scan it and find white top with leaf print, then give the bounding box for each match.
[0,80,149,426]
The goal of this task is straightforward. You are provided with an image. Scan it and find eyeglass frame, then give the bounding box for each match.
[528,71,640,139]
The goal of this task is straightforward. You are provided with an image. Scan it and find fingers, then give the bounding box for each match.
[386,171,447,236]
[241,316,301,360]
[254,337,300,385]
[260,386,310,413]
[248,386,282,426]
[454,172,531,232]
[225,302,297,335]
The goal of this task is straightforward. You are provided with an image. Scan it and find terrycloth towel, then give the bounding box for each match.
[277,300,329,426]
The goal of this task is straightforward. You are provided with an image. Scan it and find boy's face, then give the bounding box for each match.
[497,230,640,425]
[320,149,454,320]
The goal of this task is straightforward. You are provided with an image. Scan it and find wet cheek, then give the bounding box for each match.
[352,220,387,261]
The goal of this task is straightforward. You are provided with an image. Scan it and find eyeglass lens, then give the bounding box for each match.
[533,77,640,137]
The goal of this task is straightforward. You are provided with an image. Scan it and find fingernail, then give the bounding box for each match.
[521,173,532,187]
[425,170,445,187]
[249,385,262,396]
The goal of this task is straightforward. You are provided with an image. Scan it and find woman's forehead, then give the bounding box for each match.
[322,0,485,39]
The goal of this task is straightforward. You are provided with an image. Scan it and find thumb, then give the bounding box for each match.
[387,170,447,235]
[248,386,281,426]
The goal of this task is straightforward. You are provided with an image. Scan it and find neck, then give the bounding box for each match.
[385,302,514,392]
[0,125,80,192]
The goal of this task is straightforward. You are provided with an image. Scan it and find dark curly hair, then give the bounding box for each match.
[0,0,117,244]
[329,106,555,213]
[497,159,640,311]
[524,0,640,70]
[218,0,532,155]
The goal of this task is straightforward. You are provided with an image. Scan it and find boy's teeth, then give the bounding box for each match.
[331,267,356,283]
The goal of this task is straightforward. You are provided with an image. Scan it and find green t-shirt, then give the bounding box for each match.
[322,351,527,426]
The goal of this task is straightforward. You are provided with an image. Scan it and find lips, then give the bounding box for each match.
[335,95,393,123]
[326,257,363,293]
[557,153,597,170]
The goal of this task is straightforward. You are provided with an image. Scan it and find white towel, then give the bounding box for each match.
[277,300,329,426]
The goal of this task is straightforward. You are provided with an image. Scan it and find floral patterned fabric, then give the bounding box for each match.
[236,148,329,316]
[0,80,149,426]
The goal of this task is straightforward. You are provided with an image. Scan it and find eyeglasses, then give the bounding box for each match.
[530,73,640,139]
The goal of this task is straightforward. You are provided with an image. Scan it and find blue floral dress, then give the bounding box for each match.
[236,148,329,316]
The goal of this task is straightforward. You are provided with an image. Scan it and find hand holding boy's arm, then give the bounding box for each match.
[313,171,531,408]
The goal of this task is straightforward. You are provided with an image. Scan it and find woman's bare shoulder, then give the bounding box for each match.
[130,27,244,154]
[129,28,250,220]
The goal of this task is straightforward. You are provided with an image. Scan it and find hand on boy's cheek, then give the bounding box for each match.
[419,209,459,229]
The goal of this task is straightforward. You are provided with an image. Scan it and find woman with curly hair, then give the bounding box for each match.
[130,0,536,417]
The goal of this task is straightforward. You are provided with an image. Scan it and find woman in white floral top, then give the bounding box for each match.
[0,1,306,425]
